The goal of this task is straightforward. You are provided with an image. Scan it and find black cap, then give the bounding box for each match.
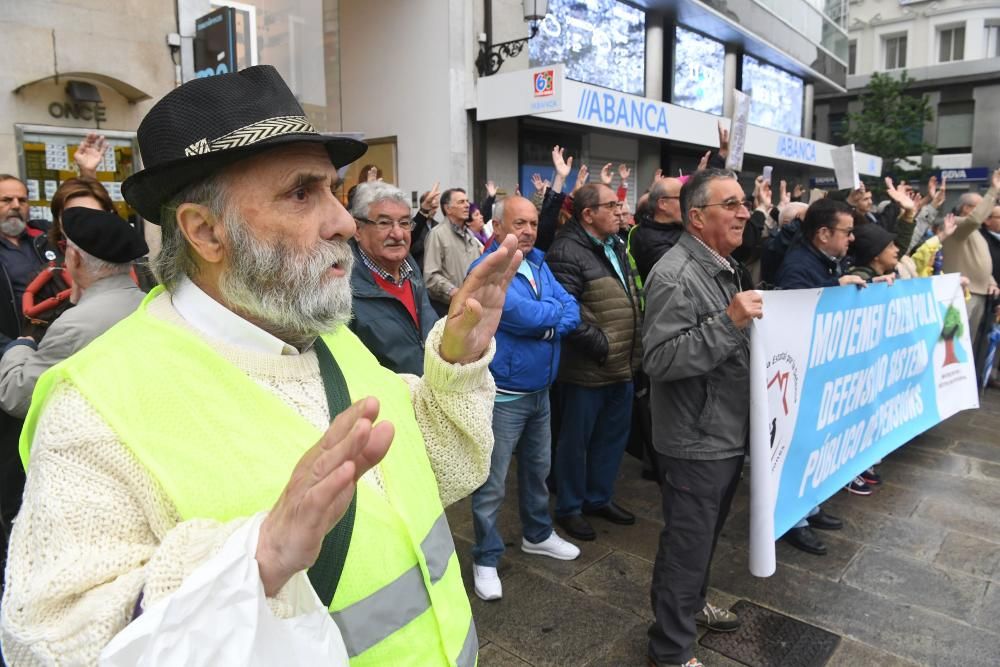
[62,207,149,263]
[850,223,896,267]
[122,65,367,224]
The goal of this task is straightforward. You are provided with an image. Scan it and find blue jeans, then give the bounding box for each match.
[471,392,554,567]
[554,381,634,518]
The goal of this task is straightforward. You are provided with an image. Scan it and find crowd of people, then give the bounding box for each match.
[0,65,997,666]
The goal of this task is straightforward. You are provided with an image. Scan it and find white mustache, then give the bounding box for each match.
[382,240,407,248]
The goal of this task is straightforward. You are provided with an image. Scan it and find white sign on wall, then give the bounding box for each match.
[476,65,564,122]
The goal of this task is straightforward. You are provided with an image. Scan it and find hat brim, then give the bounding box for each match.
[122,133,367,224]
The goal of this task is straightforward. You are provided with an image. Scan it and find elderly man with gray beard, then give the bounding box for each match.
[0,176,48,346]
[1,66,520,666]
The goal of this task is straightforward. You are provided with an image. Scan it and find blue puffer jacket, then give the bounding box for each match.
[470,241,580,393]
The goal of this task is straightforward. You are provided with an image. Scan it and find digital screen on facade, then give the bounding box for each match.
[672,26,725,115]
[529,0,645,96]
[742,55,804,136]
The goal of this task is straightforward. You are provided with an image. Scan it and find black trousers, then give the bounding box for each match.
[647,453,744,664]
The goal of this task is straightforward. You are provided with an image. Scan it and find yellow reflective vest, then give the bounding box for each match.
[20,288,477,666]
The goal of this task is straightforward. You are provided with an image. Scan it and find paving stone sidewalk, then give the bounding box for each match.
[448,390,1000,666]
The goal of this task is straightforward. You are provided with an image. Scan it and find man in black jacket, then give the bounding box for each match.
[546,183,643,541]
[630,177,684,283]
[0,176,49,347]
[348,182,437,375]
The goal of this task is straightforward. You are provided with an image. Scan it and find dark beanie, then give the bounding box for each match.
[850,223,895,267]
[62,207,149,263]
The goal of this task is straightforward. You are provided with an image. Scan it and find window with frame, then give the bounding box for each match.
[848,40,857,74]
[936,101,974,153]
[986,25,1000,58]
[883,34,907,70]
[938,25,965,63]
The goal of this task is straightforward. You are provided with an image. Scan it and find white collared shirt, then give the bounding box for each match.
[171,277,300,355]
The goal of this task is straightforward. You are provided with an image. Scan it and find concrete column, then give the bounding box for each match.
[803,82,814,138]
[645,15,664,101]
[723,49,738,116]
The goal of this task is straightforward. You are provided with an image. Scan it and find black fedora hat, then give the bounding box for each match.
[122,65,367,224]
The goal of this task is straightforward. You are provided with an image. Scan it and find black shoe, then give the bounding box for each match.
[783,526,827,555]
[806,509,843,531]
[583,502,635,525]
[556,514,596,541]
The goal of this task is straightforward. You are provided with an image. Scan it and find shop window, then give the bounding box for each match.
[883,34,907,70]
[829,112,848,146]
[938,25,965,63]
[848,40,857,75]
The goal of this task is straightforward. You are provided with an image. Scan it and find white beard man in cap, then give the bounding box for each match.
[1,65,520,666]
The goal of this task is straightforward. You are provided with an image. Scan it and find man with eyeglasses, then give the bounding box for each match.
[771,198,863,556]
[642,168,761,667]
[423,187,484,317]
[630,177,685,283]
[546,183,643,542]
[348,181,438,375]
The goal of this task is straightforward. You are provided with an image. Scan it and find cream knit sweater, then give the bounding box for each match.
[0,293,496,666]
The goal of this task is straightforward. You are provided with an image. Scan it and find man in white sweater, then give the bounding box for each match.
[1,66,520,666]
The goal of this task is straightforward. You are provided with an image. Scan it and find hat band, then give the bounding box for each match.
[185,115,317,156]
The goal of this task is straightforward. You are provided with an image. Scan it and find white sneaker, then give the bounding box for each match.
[472,564,502,601]
[520,531,581,561]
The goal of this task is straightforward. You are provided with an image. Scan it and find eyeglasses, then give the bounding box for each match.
[591,200,619,211]
[698,198,749,212]
[832,226,855,236]
[355,216,414,231]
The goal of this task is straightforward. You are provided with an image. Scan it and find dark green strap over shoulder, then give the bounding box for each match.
[306,336,357,608]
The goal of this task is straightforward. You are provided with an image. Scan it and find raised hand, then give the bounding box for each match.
[779,179,791,209]
[531,173,546,193]
[885,176,915,212]
[421,181,441,214]
[649,168,664,191]
[933,177,947,208]
[485,180,498,198]
[696,151,711,172]
[440,234,522,364]
[754,176,772,211]
[74,133,107,178]
[256,397,394,597]
[717,121,730,160]
[939,213,958,240]
[617,163,631,182]
[366,166,379,183]
[552,145,573,178]
[574,164,590,193]
[992,167,1000,190]
[551,145,573,194]
[600,163,614,186]
[792,183,806,200]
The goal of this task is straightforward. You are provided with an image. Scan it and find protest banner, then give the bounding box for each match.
[830,144,859,190]
[725,90,751,172]
[748,275,979,576]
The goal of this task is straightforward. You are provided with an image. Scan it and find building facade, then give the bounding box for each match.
[814,0,1000,193]
[0,0,178,224]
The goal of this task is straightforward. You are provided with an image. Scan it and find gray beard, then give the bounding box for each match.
[218,210,354,348]
[0,218,26,237]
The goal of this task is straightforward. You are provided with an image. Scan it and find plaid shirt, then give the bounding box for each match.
[691,234,735,274]
[358,246,413,287]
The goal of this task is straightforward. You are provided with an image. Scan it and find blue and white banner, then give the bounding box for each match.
[748,275,979,576]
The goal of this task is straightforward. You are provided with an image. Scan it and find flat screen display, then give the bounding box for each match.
[742,55,804,136]
[672,26,725,115]
[529,0,646,96]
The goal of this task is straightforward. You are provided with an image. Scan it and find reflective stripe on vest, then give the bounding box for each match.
[20,288,477,666]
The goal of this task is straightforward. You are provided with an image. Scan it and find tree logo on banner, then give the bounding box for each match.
[940,305,966,367]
